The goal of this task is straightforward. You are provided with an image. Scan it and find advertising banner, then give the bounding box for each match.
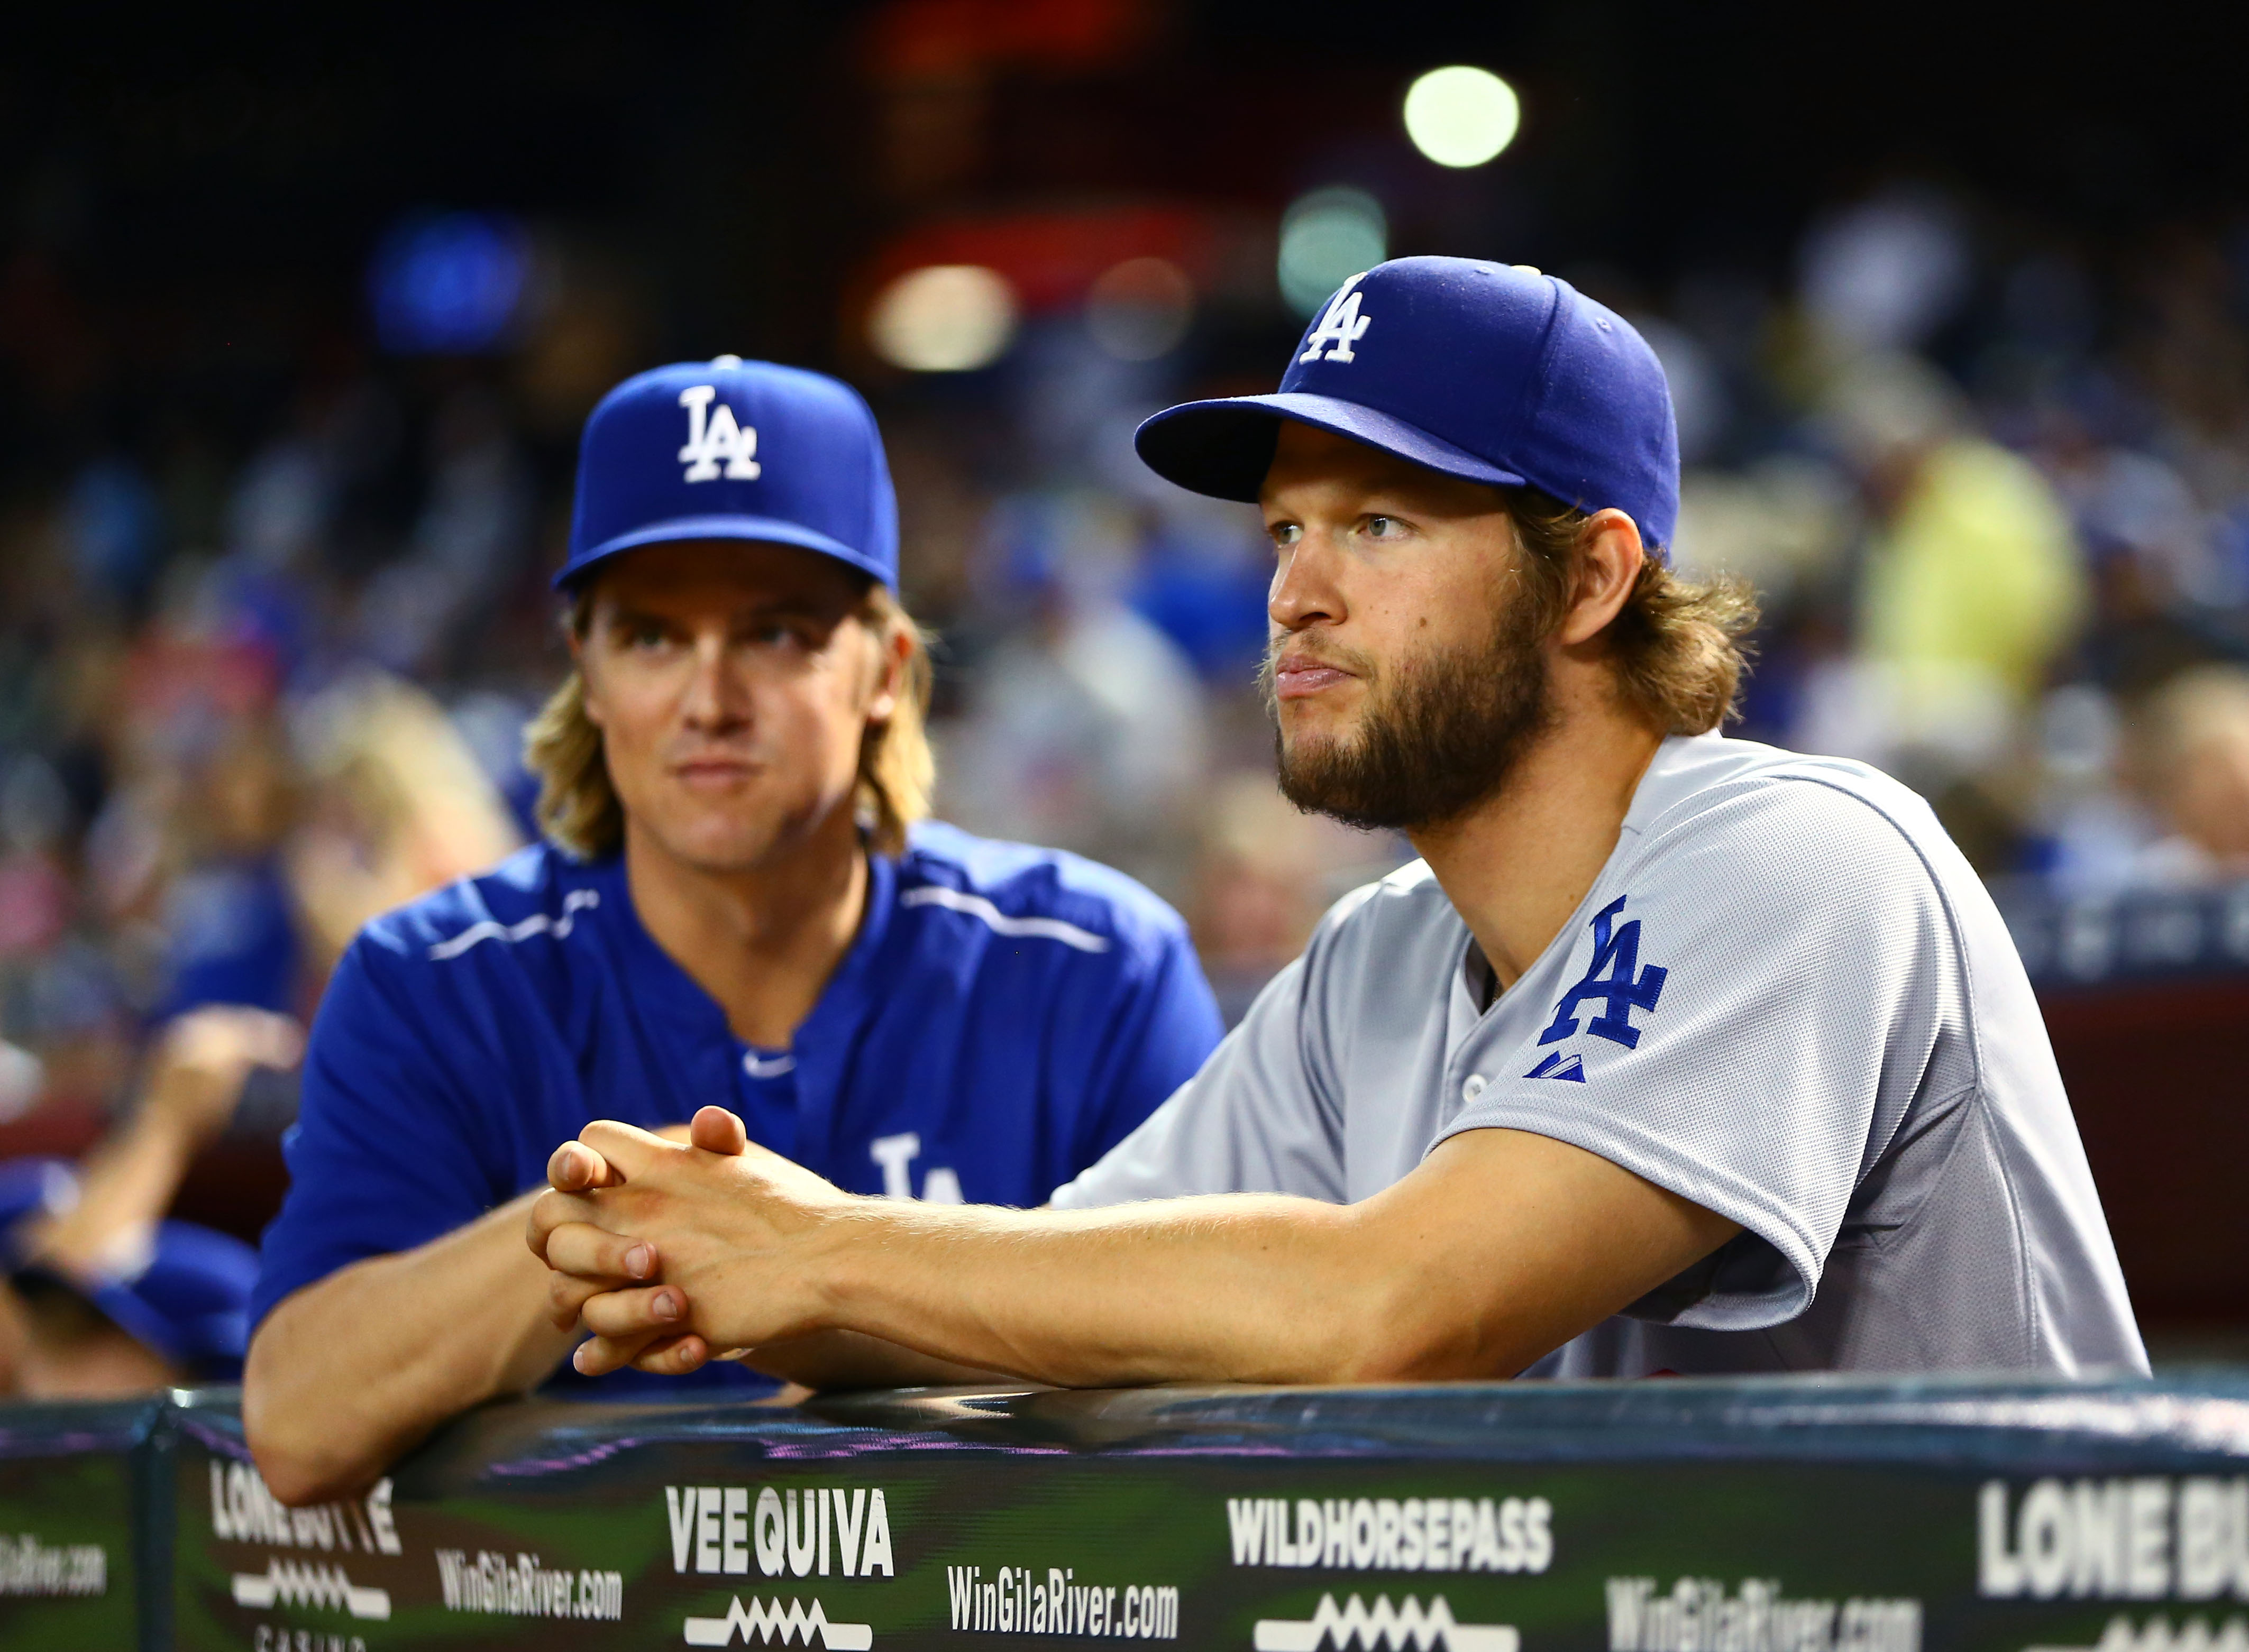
[164,1375,2249,1652]
[0,1396,154,1647]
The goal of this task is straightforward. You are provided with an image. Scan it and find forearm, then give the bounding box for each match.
[40,1005,306,1275]
[245,1193,574,1504]
[30,1112,200,1277]
[740,1330,1025,1393]
[805,1195,1394,1389]
[555,1123,1739,1392]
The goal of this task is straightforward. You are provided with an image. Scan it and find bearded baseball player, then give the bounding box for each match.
[530,259,2148,1387]
[244,358,1223,1503]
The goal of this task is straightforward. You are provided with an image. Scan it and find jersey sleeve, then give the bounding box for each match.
[1050,926,1349,1209]
[1058,921,1228,1179]
[1436,779,1955,1331]
[249,933,511,1329]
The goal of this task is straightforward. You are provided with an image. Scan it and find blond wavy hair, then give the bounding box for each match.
[525,581,935,860]
[1505,488,1759,733]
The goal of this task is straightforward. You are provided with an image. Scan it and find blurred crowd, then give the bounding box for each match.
[3,179,2248,1162]
[1665,192,2249,904]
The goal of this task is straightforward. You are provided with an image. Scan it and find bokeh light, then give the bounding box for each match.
[368,213,529,354]
[1402,66,1521,168]
[868,264,1019,372]
[1085,256,1195,361]
[1277,188,1387,317]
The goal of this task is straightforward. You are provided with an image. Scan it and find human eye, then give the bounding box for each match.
[619,617,673,651]
[1363,513,1407,541]
[1267,521,1302,550]
[744,616,818,653]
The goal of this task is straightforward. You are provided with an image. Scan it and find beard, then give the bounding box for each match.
[1264,607,1552,832]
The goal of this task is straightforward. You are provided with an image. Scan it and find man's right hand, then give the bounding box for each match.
[529,1106,855,1379]
[535,1110,1021,1394]
[533,1109,747,1376]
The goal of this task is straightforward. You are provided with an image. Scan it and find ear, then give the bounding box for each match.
[569,617,610,730]
[863,617,909,727]
[1554,508,1647,648]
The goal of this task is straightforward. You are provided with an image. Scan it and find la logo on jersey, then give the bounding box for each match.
[678,385,761,482]
[1300,272,1373,364]
[1535,895,1667,1052]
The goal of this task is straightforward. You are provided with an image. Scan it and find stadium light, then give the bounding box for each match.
[1402,66,1521,168]
[1278,188,1387,318]
[867,265,1018,372]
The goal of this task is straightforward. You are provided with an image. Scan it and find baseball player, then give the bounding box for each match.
[244,359,1224,1503]
[533,260,2147,1388]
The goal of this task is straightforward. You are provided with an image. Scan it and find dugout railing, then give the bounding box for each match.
[2,1373,2246,1649]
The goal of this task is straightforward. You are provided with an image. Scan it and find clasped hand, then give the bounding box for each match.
[526,1106,846,1377]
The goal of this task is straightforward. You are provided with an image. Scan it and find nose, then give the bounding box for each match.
[1268,531,1345,637]
[679,633,751,731]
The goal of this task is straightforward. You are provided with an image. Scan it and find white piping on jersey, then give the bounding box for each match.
[898,884,1110,953]
[742,1051,797,1078]
[427,889,601,961]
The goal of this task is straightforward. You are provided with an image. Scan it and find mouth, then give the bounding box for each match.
[670,756,762,788]
[1271,656,1359,702]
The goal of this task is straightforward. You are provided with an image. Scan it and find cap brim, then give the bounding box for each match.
[555,516,892,591]
[1135,392,1528,503]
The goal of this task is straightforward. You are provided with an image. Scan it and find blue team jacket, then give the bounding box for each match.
[252,822,1224,1394]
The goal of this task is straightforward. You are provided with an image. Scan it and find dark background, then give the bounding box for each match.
[2,1,2245,1354]
[13,2,2249,436]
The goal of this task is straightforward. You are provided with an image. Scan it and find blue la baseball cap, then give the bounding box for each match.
[1135,256,1680,551]
[0,1159,260,1377]
[556,356,900,590]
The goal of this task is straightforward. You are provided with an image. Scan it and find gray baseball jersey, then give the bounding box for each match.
[1050,732,2147,1377]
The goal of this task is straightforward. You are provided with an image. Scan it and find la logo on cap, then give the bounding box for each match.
[1299,272,1373,364]
[558,355,900,593]
[676,371,761,483]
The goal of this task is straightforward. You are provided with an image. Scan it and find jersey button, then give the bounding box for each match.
[1461,1074,1487,1102]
